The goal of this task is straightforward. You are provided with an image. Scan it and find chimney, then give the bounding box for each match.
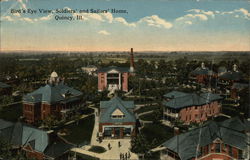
[174,127,180,136]
[129,48,135,72]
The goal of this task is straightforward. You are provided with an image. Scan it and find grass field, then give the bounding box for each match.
[141,123,174,148]
[62,115,95,145]
[0,103,22,122]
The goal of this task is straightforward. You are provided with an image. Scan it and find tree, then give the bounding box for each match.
[130,134,150,155]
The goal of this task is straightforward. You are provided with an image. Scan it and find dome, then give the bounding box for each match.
[50,71,58,78]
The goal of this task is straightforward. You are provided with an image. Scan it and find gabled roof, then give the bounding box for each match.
[161,117,248,160]
[0,119,73,157]
[23,83,82,104]
[231,83,249,90]
[163,91,222,109]
[219,71,243,81]
[100,96,136,123]
[0,81,11,88]
[163,91,189,99]
[191,67,213,76]
[97,66,130,73]
[0,119,49,153]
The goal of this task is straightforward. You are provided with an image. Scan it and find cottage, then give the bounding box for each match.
[163,91,222,124]
[99,96,136,138]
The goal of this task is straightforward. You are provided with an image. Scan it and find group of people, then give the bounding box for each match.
[120,152,131,160]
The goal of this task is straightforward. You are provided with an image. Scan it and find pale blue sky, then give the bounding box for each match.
[1,0,250,51]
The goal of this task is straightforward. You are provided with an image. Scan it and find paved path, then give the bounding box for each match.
[75,105,139,160]
[72,139,139,160]
[90,107,99,145]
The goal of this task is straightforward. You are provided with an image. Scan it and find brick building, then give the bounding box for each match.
[97,48,135,92]
[0,81,12,96]
[163,91,222,124]
[218,64,247,100]
[99,96,136,138]
[23,72,83,124]
[190,62,214,85]
[0,119,72,160]
[154,117,249,160]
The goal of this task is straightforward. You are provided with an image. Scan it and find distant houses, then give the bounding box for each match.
[99,96,136,138]
[22,72,83,124]
[81,65,98,76]
[0,81,12,96]
[163,91,223,124]
[154,117,249,160]
[0,119,72,160]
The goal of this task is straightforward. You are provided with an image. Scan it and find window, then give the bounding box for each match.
[228,145,233,157]
[111,115,125,119]
[238,149,242,159]
[215,143,220,153]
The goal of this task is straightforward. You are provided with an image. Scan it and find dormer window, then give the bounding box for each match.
[111,109,125,119]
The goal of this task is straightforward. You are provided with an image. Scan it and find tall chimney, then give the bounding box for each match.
[130,48,135,72]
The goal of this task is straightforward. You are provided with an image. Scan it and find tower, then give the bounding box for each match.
[129,48,135,72]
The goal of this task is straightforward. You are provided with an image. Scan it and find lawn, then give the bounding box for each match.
[141,123,174,148]
[135,105,160,114]
[0,103,22,122]
[62,115,95,145]
[139,113,156,121]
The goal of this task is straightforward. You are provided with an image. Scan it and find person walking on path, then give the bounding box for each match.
[108,143,111,150]
[118,141,121,147]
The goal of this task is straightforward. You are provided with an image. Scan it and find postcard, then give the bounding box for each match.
[0,0,249,160]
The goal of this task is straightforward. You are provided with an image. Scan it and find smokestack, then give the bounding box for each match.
[130,48,135,72]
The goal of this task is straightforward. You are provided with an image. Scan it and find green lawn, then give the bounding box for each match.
[0,103,22,122]
[141,123,174,148]
[62,115,95,145]
[139,113,156,121]
[135,106,160,114]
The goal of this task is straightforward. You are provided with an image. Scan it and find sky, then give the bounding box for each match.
[0,0,250,52]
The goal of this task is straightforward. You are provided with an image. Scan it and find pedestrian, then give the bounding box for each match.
[108,143,111,150]
[128,151,131,159]
[120,153,122,160]
[122,153,124,160]
[118,141,121,147]
[125,152,127,160]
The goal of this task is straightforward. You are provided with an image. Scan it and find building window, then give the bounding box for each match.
[111,115,125,119]
[215,143,220,153]
[228,145,233,157]
[238,149,242,159]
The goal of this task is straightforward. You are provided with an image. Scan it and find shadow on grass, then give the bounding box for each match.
[62,115,95,146]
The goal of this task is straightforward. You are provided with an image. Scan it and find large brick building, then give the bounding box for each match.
[0,119,72,160]
[163,91,222,124]
[97,48,135,92]
[154,117,249,160]
[99,96,136,138]
[23,72,83,124]
[190,62,214,85]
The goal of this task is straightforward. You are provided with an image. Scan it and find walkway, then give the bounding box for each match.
[72,139,138,160]
[73,104,139,160]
